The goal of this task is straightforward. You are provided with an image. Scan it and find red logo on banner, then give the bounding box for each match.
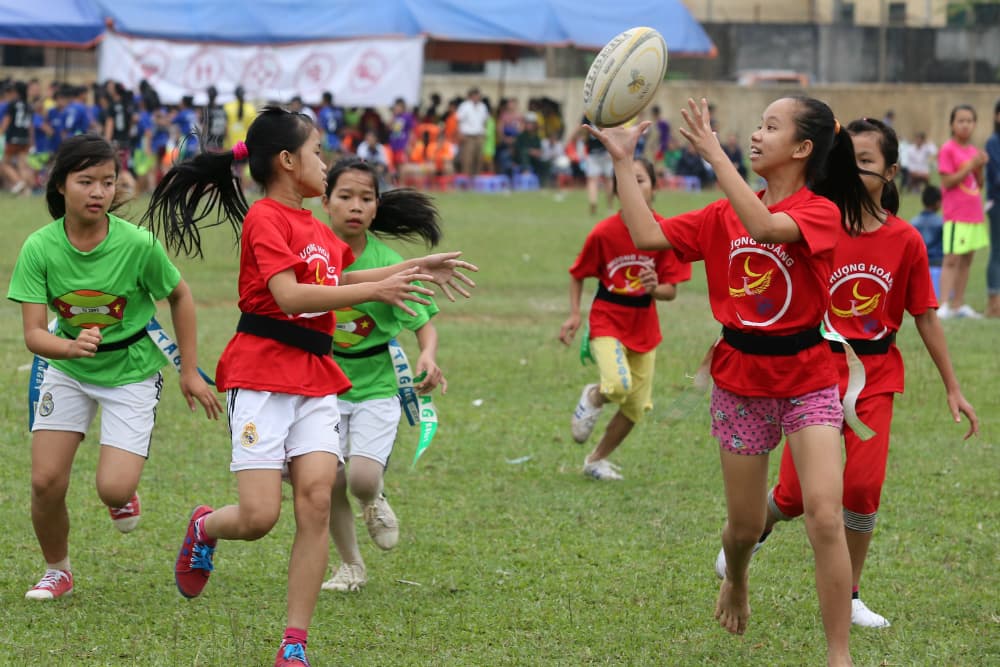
[132,48,169,87]
[349,49,387,93]
[295,53,337,91]
[183,49,225,90]
[242,51,282,94]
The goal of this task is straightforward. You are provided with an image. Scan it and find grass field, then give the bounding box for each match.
[0,187,996,666]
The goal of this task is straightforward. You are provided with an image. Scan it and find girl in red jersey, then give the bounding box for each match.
[586,97,880,667]
[559,157,691,481]
[142,107,476,667]
[716,118,979,629]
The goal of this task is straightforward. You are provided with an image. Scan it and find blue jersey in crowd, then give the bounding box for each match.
[911,209,944,267]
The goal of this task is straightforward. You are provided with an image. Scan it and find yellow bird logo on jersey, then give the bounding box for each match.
[831,281,881,318]
[729,257,773,297]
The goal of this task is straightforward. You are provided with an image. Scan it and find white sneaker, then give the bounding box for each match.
[321,562,367,592]
[937,304,953,319]
[363,494,399,550]
[852,598,891,628]
[582,457,623,481]
[714,539,766,579]
[955,304,984,319]
[571,384,603,443]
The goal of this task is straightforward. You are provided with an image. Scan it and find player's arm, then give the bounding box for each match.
[913,309,979,439]
[20,302,100,360]
[638,266,677,301]
[559,277,585,345]
[269,268,434,318]
[166,279,222,419]
[413,321,445,395]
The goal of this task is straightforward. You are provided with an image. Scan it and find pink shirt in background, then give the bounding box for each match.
[938,139,985,223]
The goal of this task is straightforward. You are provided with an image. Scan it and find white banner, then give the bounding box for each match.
[98,32,425,107]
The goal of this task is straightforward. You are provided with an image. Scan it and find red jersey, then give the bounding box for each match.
[216,198,355,396]
[662,187,841,397]
[824,214,937,398]
[570,212,691,353]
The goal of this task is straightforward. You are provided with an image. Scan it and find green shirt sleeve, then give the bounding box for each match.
[138,233,182,301]
[7,232,49,305]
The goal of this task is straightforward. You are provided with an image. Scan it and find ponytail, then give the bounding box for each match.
[325,157,441,247]
[791,97,879,236]
[373,189,441,247]
[143,106,314,257]
[142,149,247,258]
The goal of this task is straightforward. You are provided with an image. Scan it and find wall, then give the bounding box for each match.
[423,75,1000,147]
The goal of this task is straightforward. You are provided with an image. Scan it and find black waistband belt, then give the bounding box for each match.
[722,325,823,356]
[595,282,652,308]
[828,332,896,355]
[96,328,148,352]
[237,312,332,357]
[333,342,390,359]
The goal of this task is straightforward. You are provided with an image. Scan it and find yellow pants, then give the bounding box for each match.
[590,337,656,423]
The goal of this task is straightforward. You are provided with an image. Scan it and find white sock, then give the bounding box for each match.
[47,557,70,572]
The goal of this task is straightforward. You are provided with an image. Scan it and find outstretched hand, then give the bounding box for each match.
[412,252,479,301]
[581,121,651,162]
[378,266,437,317]
[677,97,725,162]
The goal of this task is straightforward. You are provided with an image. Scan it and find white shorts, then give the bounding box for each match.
[338,396,401,466]
[227,389,342,472]
[32,365,163,458]
[584,151,614,179]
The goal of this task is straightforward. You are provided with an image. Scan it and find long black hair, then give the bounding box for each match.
[143,106,315,257]
[324,158,441,247]
[45,134,121,220]
[788,96,879,236]
[846,117,900,215]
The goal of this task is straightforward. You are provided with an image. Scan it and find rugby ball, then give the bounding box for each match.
[583,27,668,128]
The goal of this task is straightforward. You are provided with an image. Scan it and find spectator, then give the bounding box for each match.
[902,131,937,193]
[721,133,747,181]
[911,185,944,299]
[355,130,392,186]
[516,111,546,183]
[456,88,489,176]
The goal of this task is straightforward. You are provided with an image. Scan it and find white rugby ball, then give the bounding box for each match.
[582,27,668,128]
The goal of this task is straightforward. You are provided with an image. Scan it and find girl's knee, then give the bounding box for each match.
[803,503,844,537]
[241,505,281,539]
[96,484,135,509]
[296,481,334,517]
[31,471,70,502]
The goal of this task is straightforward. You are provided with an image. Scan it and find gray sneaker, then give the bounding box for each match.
[582,457,623,481]
[363,494,399,550]
[571,384,603,443]
[321,562,367,592]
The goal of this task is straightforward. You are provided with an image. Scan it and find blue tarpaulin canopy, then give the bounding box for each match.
[0,0,103,47]
[0,1,714,56]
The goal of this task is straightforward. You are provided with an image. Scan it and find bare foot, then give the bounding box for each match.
[715,576,750,635]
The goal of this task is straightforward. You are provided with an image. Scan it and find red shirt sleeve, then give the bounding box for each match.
[569,222,604,280]
[784,195,840,258]
[243,206,302,284]
[660,205,714,263]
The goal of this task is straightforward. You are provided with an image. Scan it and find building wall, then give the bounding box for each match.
[681,0,949,27]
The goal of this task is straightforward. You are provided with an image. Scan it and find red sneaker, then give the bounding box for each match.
[174,505,216,599]
[25,569,74,600]
[275,641,311,666]
[109,493,141,533]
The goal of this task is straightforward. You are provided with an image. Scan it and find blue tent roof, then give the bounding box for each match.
[94,0,714,54]
[0,0,714,55]
[0,0,103,47]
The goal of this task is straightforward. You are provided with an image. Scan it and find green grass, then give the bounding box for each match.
[0,188,997,666]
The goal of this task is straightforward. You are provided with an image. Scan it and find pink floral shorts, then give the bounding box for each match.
[710,384,843,456]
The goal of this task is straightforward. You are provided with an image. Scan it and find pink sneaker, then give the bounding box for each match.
[109,493,141,533]
[174,505,217,599]
[25,569,74,600]
[275,641,311,666]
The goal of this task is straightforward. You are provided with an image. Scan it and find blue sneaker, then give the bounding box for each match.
[275,641,311,666]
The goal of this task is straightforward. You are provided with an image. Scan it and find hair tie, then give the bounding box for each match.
[232,141,249,161]
[833,119,841,135]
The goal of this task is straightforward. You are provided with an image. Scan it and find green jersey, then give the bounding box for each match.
[8,214,181,387]
[334,234,438,402]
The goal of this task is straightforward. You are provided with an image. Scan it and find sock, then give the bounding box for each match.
[195,515,213,542]
[47,557,70,572]
[852,586,860,600]
[283,627,308,647]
